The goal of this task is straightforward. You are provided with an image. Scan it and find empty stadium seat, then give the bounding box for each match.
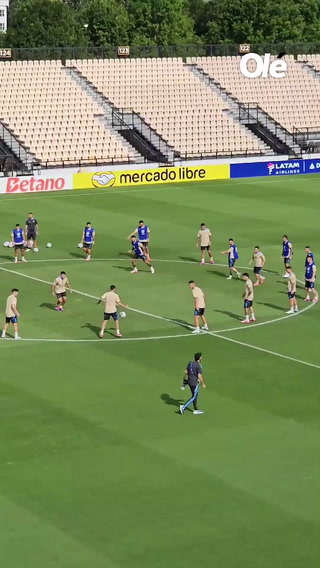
[188,56,320,133]
[71,58,267,157]
[0,61,140,165]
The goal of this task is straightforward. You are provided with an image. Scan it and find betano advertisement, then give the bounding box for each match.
[73,164,230,189]
[0,173,73,194]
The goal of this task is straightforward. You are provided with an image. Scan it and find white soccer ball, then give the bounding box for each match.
[119,311,127,318]
[77,243,83,249]
[3,241,9,247]
[46,243,52,248]
[33,247,39,253]
[8,242,13,248]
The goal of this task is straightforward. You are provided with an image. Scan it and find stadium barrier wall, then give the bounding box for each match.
[0,172,73,194]
[73,164,230,189]
[230,158,320,178]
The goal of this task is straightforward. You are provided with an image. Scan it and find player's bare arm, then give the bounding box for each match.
[221,247,231,255]
[116,298,129,308]
[11,302,20,318]
[51,282,56,296]
[198,373,206,388]
[127,229,138,240]
[66,280,72,294]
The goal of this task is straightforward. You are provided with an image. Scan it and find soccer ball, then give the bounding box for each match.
[119,311,127,318]
[8,242,13,248]
[3,241,9,247]
[46,243,52,248]
[77,243,83,249]
[33,247,39,253]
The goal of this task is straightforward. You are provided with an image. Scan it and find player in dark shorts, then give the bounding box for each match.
[25,213,38,250]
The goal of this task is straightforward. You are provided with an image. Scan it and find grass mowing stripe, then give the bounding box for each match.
[0,265,318,370]
[207,332,320,370]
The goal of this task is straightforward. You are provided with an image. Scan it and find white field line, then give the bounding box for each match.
[205,331,320,370]
[1,333,192,343]
[0,174,316,203]
[0,261,318,371]
[0,260,313,335]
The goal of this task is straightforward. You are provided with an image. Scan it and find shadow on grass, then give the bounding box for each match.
[82,322,101,337]
[214,309,241,321]
[160,393,192,414]
[112,265,132,272]
[0,254,14,261]
[207,269,228,278]
[40,302,56,310]
[82,322,119,338]
[171,318,193,330]
[257,301,287,312]
[178,256,198,263]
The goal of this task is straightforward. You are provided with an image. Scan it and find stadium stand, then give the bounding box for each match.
[188,56,320,133]
[0,60,141,165]
[3,55,320,167]
[68,57,269,158]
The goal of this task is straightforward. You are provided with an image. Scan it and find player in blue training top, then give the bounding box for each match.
[81,222,95,261]
[282,235,293,277]
[304,246,314,266]
[129,236,155,274]
[128,220,151,260]
[11,223,26,264]
[221,238,241,279]
[304,255,318,303]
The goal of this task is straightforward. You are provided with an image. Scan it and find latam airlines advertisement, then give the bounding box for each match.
[230,159,320,178]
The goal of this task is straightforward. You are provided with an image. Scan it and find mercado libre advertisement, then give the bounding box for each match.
[73,164,230,189]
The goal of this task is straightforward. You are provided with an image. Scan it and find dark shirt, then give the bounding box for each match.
[25,218,38,230]
[186,360,202,386]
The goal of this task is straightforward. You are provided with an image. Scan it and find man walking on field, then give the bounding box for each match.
[1,288,21,339]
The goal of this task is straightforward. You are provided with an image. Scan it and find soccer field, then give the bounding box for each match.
[0,175,319,568]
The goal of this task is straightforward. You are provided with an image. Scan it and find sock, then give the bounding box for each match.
[14,332,18,338]
[1,331,5,337]
[251,313,255,320]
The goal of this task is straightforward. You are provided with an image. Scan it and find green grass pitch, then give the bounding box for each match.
[0,175,319,568]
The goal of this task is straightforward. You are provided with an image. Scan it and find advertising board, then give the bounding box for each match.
[73,164,230,189]
[0,173,73,194]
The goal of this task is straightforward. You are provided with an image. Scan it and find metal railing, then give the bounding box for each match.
[0,121,36,170]
[6,43,320,61]
[293,126,320,152]
[40,155,148,169]
[238,103,296,148]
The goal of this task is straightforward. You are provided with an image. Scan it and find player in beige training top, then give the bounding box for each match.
[1,288,20,339]
[241,273,256,324]
[188,280,208,334]
[286,266,298,314]
[51,271,72,311]
[196,223,215,265]
[98,284,128,338]
[249,246,266,286]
